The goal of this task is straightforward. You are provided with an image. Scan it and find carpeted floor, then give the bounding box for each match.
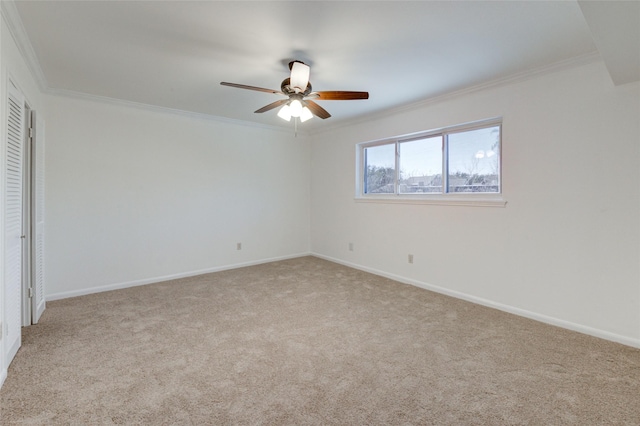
[1,256,639,425]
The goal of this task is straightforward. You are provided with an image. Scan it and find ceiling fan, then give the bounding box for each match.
[220,61,369,123]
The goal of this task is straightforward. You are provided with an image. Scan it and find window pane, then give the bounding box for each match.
[398,136,442,194]
[447,126,500,193]
[364,144,396,194]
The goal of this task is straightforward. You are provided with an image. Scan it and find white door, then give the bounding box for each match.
[4,83,25,365]
[31,111,45,323]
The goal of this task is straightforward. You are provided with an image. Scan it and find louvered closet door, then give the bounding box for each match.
[31,111,45,323]
[5,84,25,365]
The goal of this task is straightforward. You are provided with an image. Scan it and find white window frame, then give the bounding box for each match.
[355,118,506,207]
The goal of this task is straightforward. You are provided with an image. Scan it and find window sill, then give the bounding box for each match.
[354,195,507,207]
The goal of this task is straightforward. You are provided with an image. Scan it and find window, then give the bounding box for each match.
[357,119,503,206]
[364,143,395,194]
[399,136,442,194]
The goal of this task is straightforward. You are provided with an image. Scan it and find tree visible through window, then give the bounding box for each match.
[364,143,395,193]
[360,120,501,196]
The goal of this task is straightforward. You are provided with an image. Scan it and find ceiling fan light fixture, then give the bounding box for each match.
[289,99,303,117]
[277,104,292,121]
[300,106,313,122]
[290,61,310,91]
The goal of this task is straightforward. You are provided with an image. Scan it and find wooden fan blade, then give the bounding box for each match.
[255,99,289,114]
[220,82,283,95]
[312,91,369,100]
[305,100,331,119]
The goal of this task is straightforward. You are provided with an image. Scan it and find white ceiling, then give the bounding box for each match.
[9,1,639,130]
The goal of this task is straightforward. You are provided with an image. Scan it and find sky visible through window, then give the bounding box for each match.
[448,126,500,177]
[400,136,442,179]
[365,143,394,168]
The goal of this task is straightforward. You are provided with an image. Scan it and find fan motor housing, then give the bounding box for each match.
[281,78,312,96]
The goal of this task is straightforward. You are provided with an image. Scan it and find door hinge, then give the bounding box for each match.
[28,287,33,298]
[29,127,34,138]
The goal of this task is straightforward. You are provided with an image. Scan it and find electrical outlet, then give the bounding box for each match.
[408,254,414,264]
[349,242,354,251]
[236,242,242,250]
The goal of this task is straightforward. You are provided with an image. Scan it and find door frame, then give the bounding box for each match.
[21,102,32,327]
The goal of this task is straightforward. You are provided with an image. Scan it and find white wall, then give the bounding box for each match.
[44,95,310,299]
[310,59,640,346]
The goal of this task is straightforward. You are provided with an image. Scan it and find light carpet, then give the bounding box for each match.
[1,256,639,424]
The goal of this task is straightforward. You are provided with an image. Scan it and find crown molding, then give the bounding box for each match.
[309,51,602,136]
[46,88,304,134]
[1,0,48,91]
[0,0,306,135]
[48,51,601,138]
[0,1,601,138]
[0,0,298,134]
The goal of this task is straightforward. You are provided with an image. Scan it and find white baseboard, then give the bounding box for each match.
[46,252,311,301]
[6,336,20,368]
[45,251,639,349]
[311,253,640,349]
[0,367,6,389]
